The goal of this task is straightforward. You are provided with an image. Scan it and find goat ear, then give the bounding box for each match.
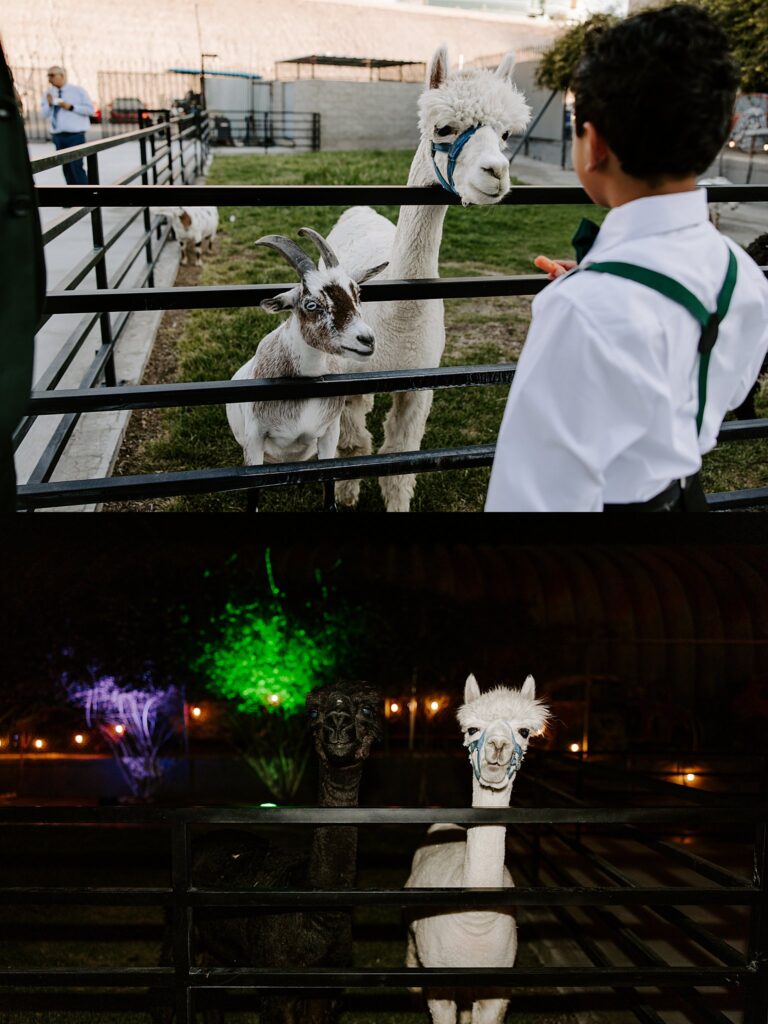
[356,261,388,284]
[520,675,536,701]
[495,52,516,81]
[428,45,449,90]
[464,674,481,703]
[260,288,298,313]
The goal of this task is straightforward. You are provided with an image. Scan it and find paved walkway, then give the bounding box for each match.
[20,134,191,507]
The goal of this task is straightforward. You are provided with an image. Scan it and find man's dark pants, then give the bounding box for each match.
[52,131,88,184]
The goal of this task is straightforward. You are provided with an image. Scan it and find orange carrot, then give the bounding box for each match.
[534,255,560,274]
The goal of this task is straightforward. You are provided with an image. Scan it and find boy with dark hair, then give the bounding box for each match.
[486,3,768,511]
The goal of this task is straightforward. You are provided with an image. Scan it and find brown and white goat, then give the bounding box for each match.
[226,228,387,487]
[152,205,218,266]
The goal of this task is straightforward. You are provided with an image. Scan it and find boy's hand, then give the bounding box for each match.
[534,255,577,280]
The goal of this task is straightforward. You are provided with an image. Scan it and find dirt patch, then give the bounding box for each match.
[444,293,532,361]
[102,261,200,512]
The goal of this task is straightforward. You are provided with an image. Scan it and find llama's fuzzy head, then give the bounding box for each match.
[419,46,531,207]
[306,679,383,767]
[457,674,549,789]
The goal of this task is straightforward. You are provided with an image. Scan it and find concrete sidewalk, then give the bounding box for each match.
[20,134,193,510]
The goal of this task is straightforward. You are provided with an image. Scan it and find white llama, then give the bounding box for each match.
[326,47,531,512]
[405,673,550,1024]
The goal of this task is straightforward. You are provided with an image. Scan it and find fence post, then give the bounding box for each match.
[139,135,155,288]
[177,116,187,184]
[194,108,202,177]
[164,110,174,184]
[86,151,117,387]
[746,821,768,1024]
[313,113,321,152]
[171,820,193,1024]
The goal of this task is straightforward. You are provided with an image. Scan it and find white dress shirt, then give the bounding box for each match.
[40,84,94,134]
[486,189,768,511]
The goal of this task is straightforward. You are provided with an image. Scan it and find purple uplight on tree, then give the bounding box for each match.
[64,672,181,802]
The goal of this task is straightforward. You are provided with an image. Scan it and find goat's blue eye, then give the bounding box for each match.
[308,708,319,719]
[304,300,318,312]
[361,706,373,717]
[467,727,480,736]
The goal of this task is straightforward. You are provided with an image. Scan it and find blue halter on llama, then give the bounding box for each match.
[405,674,550,1024]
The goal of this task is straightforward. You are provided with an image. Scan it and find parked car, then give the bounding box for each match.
[108,98,152,124]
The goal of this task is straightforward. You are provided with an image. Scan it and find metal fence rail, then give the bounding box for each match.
[19,179,768,510]
[20,112,211,488]
[208,110,321,150]
[0,804,764,1023]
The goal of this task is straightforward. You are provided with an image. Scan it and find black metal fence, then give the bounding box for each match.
[209,110,321,149]
[16,176,768,510]
[17,111,210,491]
[0,802,764,1023]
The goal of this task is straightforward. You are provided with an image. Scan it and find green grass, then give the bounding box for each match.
[121,149,766,511]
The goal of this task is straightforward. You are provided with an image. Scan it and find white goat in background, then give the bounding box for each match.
[151,205,218,265]
[226,228,387,507]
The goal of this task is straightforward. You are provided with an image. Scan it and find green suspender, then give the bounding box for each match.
[580,250,738,433]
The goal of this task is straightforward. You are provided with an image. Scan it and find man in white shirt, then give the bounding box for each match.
[486,4,768,512]
[40,66,94,185]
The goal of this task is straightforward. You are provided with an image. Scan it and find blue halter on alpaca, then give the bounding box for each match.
[431,125,480,196]
[466,723,525,782]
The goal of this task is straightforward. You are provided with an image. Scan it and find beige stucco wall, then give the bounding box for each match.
[4,0,559,101]
[283,80,422,149]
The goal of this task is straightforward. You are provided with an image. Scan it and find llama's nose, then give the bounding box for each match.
[325,710,354,743]
[483,165,503,181]
[485,736,512,764]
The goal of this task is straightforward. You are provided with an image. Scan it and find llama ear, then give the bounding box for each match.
[428,45,449,90]
[260,287,298,313]
[464,674,481,703]
[520,674,536,701]
[495,52,516,81]
[356,261,388,284]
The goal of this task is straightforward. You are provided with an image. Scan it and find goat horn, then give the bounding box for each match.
[298,227,339,269]
[254,235,316,277]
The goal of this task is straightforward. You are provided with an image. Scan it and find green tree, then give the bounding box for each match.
[535,1,768,94]
[191,550,362,802]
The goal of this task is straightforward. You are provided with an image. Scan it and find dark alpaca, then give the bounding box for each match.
[156,679,382,1024]
[732,233,768,420]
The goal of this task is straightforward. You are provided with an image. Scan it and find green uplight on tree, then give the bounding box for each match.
[191,550,357,801]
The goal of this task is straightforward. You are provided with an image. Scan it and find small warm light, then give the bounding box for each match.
[114,724,125,735]
[570,743,580,753]
[763,143,768,152]
[389,701,400,714]
[430,700,439,712]
[728,140,736,148]
[685,772,696,782]
[74,734,84,745]
[0,739,4,749]
[268,694,280,705]
[191,706,202,718]
[33,738,45,750]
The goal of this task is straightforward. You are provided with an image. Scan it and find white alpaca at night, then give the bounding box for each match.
[327,46,530,512]
[405,674,549,1024]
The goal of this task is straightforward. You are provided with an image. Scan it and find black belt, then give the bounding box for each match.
[606,477,692,512]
